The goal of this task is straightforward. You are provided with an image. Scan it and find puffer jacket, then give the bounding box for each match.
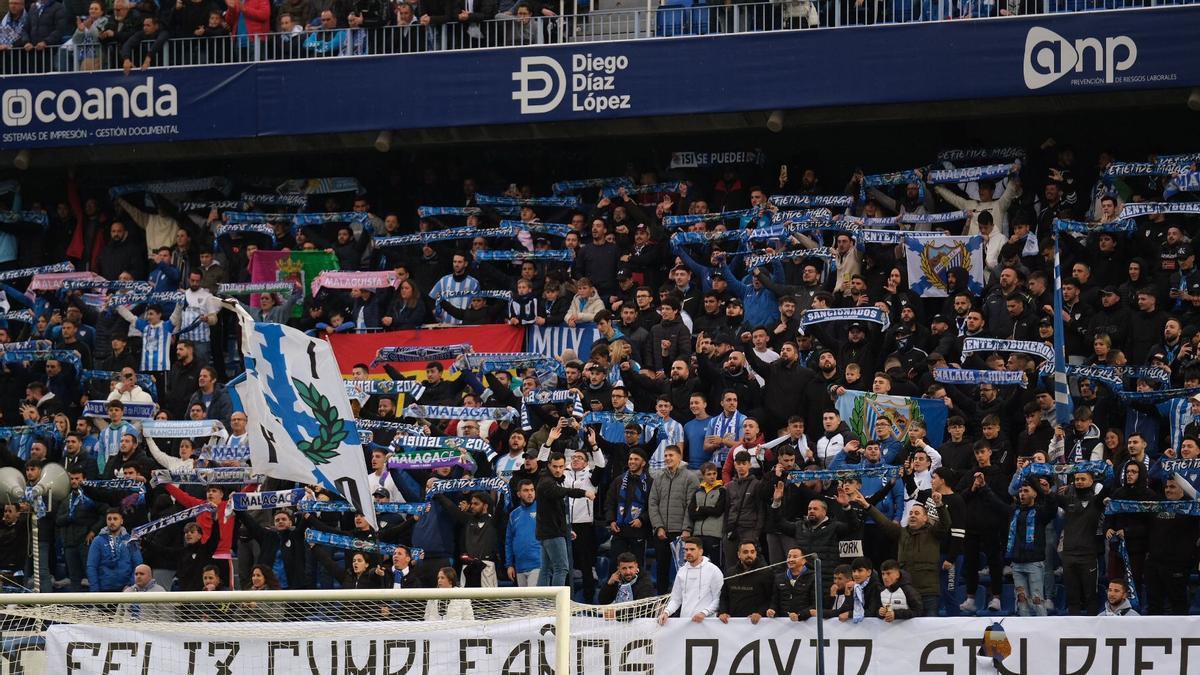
[87,527,142,591]
[869,503,948,598]
[648,466,698,534]
[723,474,763,542]
[773,507,859,568]
[688,481,725,539]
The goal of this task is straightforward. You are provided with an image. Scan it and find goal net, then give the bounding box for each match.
[0,588,667,675]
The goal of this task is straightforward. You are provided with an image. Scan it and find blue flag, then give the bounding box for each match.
[1051,233,1074,427]
[835,390,948,446]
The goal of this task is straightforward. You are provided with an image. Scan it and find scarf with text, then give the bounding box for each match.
[474,250,574,262]
[0,261,74,282]
[82,479,146,492]
[476,194,581,207]
[141,420,224,438]
[552,177,634,194]
[299,499,433,515]
[371,344,471,367]
[387,449,477,471]
[933,368,1027,388]
[131,503,215,541]
[354,419,427,436]
[109,177,229,199]
[373,225,519,247]
[311,270,400,294]
[860,170,924,202]
[344,379,427,400]
[600,182,681,200]
[216,282,295,297]
[800,307,890,331]
[768,195,854,209]
[0,211,49,228]
[0,340,51,352]
[231,489,305,511]
[1115,386,1200,404]
[417,206,520,218]
[426,477,510,498]
[745,247,837,270]
[926,163,1015,186]
[83,401,155,420]
[402,404,518,422]
[1053,218,1137,234]
[786,466,900,485]
[1104,500,1200,516]
[936,147,1025,164]
[303,528,422,559]
[199,445,252,462]
[582,411,663,429]
[275,177,363,195]
[390,434,491,455]
[150,467,262,487]
[960,337,1054,373]
[662,210,756,229]
[1118,202,1200,220]
[238,193,309,207]
[27,271,103,292]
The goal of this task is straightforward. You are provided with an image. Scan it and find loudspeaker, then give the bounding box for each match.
[34,462,69,505]
[0,467,25,504]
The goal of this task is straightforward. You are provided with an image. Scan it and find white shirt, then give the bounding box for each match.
[664,556,723,619]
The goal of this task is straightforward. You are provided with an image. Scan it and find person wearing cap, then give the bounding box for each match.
[837,321,875,374]
[610,268,637,309]
[1088,287,1131,352]
[606,445,653,569]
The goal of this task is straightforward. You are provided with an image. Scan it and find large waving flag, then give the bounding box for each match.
[904,235,984,298]
[228,302,377,528]
[249,249,339,318]
[1050,228,1074,427]
[835,390,949,446]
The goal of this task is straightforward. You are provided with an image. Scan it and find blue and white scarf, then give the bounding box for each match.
[402,404,518,422]
[299,499,432,515]
[769,195,854,209]
[1005,506,1037,559]
[150,467,261,487]
[523,390,580,406]
[800,307,890,331]
[476,194,581,207]
[417,206,519,218]
[1116,387,1200,404]
[62,279,150,293]
[770,208,834,225]
[671,230,748,245]
[372,345,471,367]
[288,212,372,226]
[552,177,633,194]
[1053,218,1137,234]
[83,401,155,420]
[303,528,424,559]
[130,503,215,541]
[457,352,564,376]
[344,379,427,400]
[600,182,681,200]
[180,200,244,211]
[437,290,513,302]
[387,449,477,471]
[926,163,1015,185]
[900,211,968,226]
[582,411,663,429]
[474,250,574,262]
[851,578,869,623]
[141,420,224,438]
[960,337,1054,373]
[2,310,34,323]
[1118,202,1200,220]
[390,435,491,455]
[933,368,1027,388]
[104,291,184,308]
[0,211,49,228]
[354,419,427,436]
[0,423,58,440]
[109,177,230,199]
[231,489,304,511]
[374,225,519,247]
[1063,364,1125,391]
[1115,537,1140,611]
[213,223,276,242]
[745,247,837,270]
[1166,170,1200,199]
[662,210,755,229]
[238,193,309,207]
[276,177,363,195]
[0,262,74,282]
[936,147,1025,163]
[861,169,924,202]
[0,340,51,352]
[500,220,575,238]
[426,477,510,497]
[616,471,648,527]
[786,466,900,485]
[199,445,252,462]
[82,479,146,492]
[668,150,764,170]
[217,282,295,297]
[0,349,83,375]
[1104,500,1200,517]
[1020,461,1110,479]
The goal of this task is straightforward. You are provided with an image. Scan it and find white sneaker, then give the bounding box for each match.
[987,597,1002,612]
[1002,565,1013,577]
[1043,599,1055,613]
[959,597,977,613]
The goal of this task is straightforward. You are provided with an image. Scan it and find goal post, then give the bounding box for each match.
[1,586,585,675]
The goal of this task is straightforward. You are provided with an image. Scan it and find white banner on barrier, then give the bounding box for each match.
[46,616,1200,674]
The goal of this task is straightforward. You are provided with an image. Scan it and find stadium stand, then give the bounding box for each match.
[0,137,1198,632]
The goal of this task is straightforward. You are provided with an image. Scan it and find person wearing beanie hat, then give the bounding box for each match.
[606,439,653,570]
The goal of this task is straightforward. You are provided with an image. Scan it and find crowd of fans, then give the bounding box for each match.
[0,136,1196,625]
[0,0,1180,73]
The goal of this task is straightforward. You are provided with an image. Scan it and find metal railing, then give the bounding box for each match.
[0,0,1194,76]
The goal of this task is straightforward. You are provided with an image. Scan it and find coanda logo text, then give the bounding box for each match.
[1,77,178,127]
[1023,26,1137,90]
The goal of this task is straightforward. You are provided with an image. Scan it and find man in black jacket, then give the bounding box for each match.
[718,541,773,623]
[238,509,309,590]
[55,469,105,592]
[767,546,820,620]
[1047,470,1109,615]
[956,440,1012,614]
[536,453,594,587]
[598,552,655,606]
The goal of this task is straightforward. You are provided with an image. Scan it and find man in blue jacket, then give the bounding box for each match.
[87,508,142,593]
[505,479,542,586]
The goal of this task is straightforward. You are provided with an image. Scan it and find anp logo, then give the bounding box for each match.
[1023,26,1137,90]
[512,56,566,115]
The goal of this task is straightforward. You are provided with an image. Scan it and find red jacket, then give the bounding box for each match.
[224,0,270,36]
[164,484,236,559]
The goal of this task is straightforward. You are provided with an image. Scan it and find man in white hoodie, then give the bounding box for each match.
[658,536,723,624]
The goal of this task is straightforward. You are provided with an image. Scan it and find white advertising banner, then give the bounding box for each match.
[46,615,1200,674]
